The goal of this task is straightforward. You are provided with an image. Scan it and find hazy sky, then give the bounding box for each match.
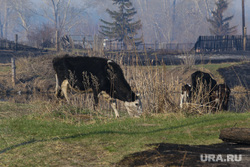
[30,0,250,30]
[15,0,250,42]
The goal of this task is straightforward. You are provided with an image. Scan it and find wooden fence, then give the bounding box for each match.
[0,39,18,51]
[194,35,250,53]
[0,35,40,51]
[0,58,16,87]
[102,40,194,52]
[61,35,194,52]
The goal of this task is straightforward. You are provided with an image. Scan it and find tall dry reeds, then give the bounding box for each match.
[4,51,249,117]
[114,54,179,114]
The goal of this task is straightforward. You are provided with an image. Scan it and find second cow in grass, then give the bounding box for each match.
[180,71,230,111]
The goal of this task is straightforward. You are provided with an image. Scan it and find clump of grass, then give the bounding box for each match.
[230,86,250,112]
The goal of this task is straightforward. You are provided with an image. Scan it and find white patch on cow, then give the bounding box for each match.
[110,100,120,118]
[98,91,142,118]
[124,98,143,118]
[180,91,187,108]
[180,94,184,108]
[61,79,70,102]
[55,74,60,97]
[215,97,220,103]
[107,60,113,64]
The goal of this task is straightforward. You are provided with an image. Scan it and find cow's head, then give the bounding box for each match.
[124,94,143,117]
[180,84,192,108]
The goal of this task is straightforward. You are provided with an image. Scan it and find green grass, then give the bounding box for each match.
[196,62,241,77]
[136,61,240,72]
[0,102,249,166]
[0,65,11,73]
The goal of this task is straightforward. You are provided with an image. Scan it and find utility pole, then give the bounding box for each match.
[242,0,246,51]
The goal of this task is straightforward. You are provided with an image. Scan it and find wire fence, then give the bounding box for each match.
[61,35,194,52]
[195,35,250,52]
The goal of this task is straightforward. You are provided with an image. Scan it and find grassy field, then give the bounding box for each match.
[0,101,249,166]
[0,54,249,166]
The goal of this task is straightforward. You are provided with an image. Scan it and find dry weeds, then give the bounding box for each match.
[0,52,249,116]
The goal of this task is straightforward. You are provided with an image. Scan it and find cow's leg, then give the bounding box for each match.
[98,91,119,118]
[55,74,61,98]
[93,90,99,110]
[61,80,70,103]
[180,93,184,108]
[110,99,119,118]
[55,74,63,98]
[180,91,188,108]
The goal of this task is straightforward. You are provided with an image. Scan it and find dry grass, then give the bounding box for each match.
[15,55,56,93]
[0,52,249,116]
[230,86,250,113]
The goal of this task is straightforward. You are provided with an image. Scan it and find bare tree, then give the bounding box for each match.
[0,0,13,38]
[133,0,218,43]
[42,0,70,50]
[9,0,34,40]
[40,0,93,50]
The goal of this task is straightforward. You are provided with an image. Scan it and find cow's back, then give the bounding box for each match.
[53,56,108,74]
[191,71,217,90]
[53,56,109,90]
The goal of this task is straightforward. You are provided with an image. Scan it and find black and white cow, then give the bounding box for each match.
[180,71,216,108]
[192,71,217,107]
[180,71,230,111]
[52,55,142,118]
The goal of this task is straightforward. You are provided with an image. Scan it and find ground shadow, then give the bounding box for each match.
[117,142,250,167]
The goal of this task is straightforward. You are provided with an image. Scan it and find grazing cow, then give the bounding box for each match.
[180,84,192,108]
[210,84,231,111]
[191,71,217,106]
[180,71,217,108]
[180,71,230,111]
[52,56,142,118]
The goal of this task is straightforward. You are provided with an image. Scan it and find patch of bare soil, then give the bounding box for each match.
[218,62,250,89]
[117,143,250,167]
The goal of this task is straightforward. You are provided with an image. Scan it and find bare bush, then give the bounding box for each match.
[15,55,56,93]
[181,54,195,68]
[27,23,56,48]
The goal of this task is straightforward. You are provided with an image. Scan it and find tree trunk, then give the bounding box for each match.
[219,128,250,144]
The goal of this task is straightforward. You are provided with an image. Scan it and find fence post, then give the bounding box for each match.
[56,30,60,52]
[243,27,247,51]
[15,34,18,51]
[154,41,157,51]
[11,58,16,87]
[94,34,97,52]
